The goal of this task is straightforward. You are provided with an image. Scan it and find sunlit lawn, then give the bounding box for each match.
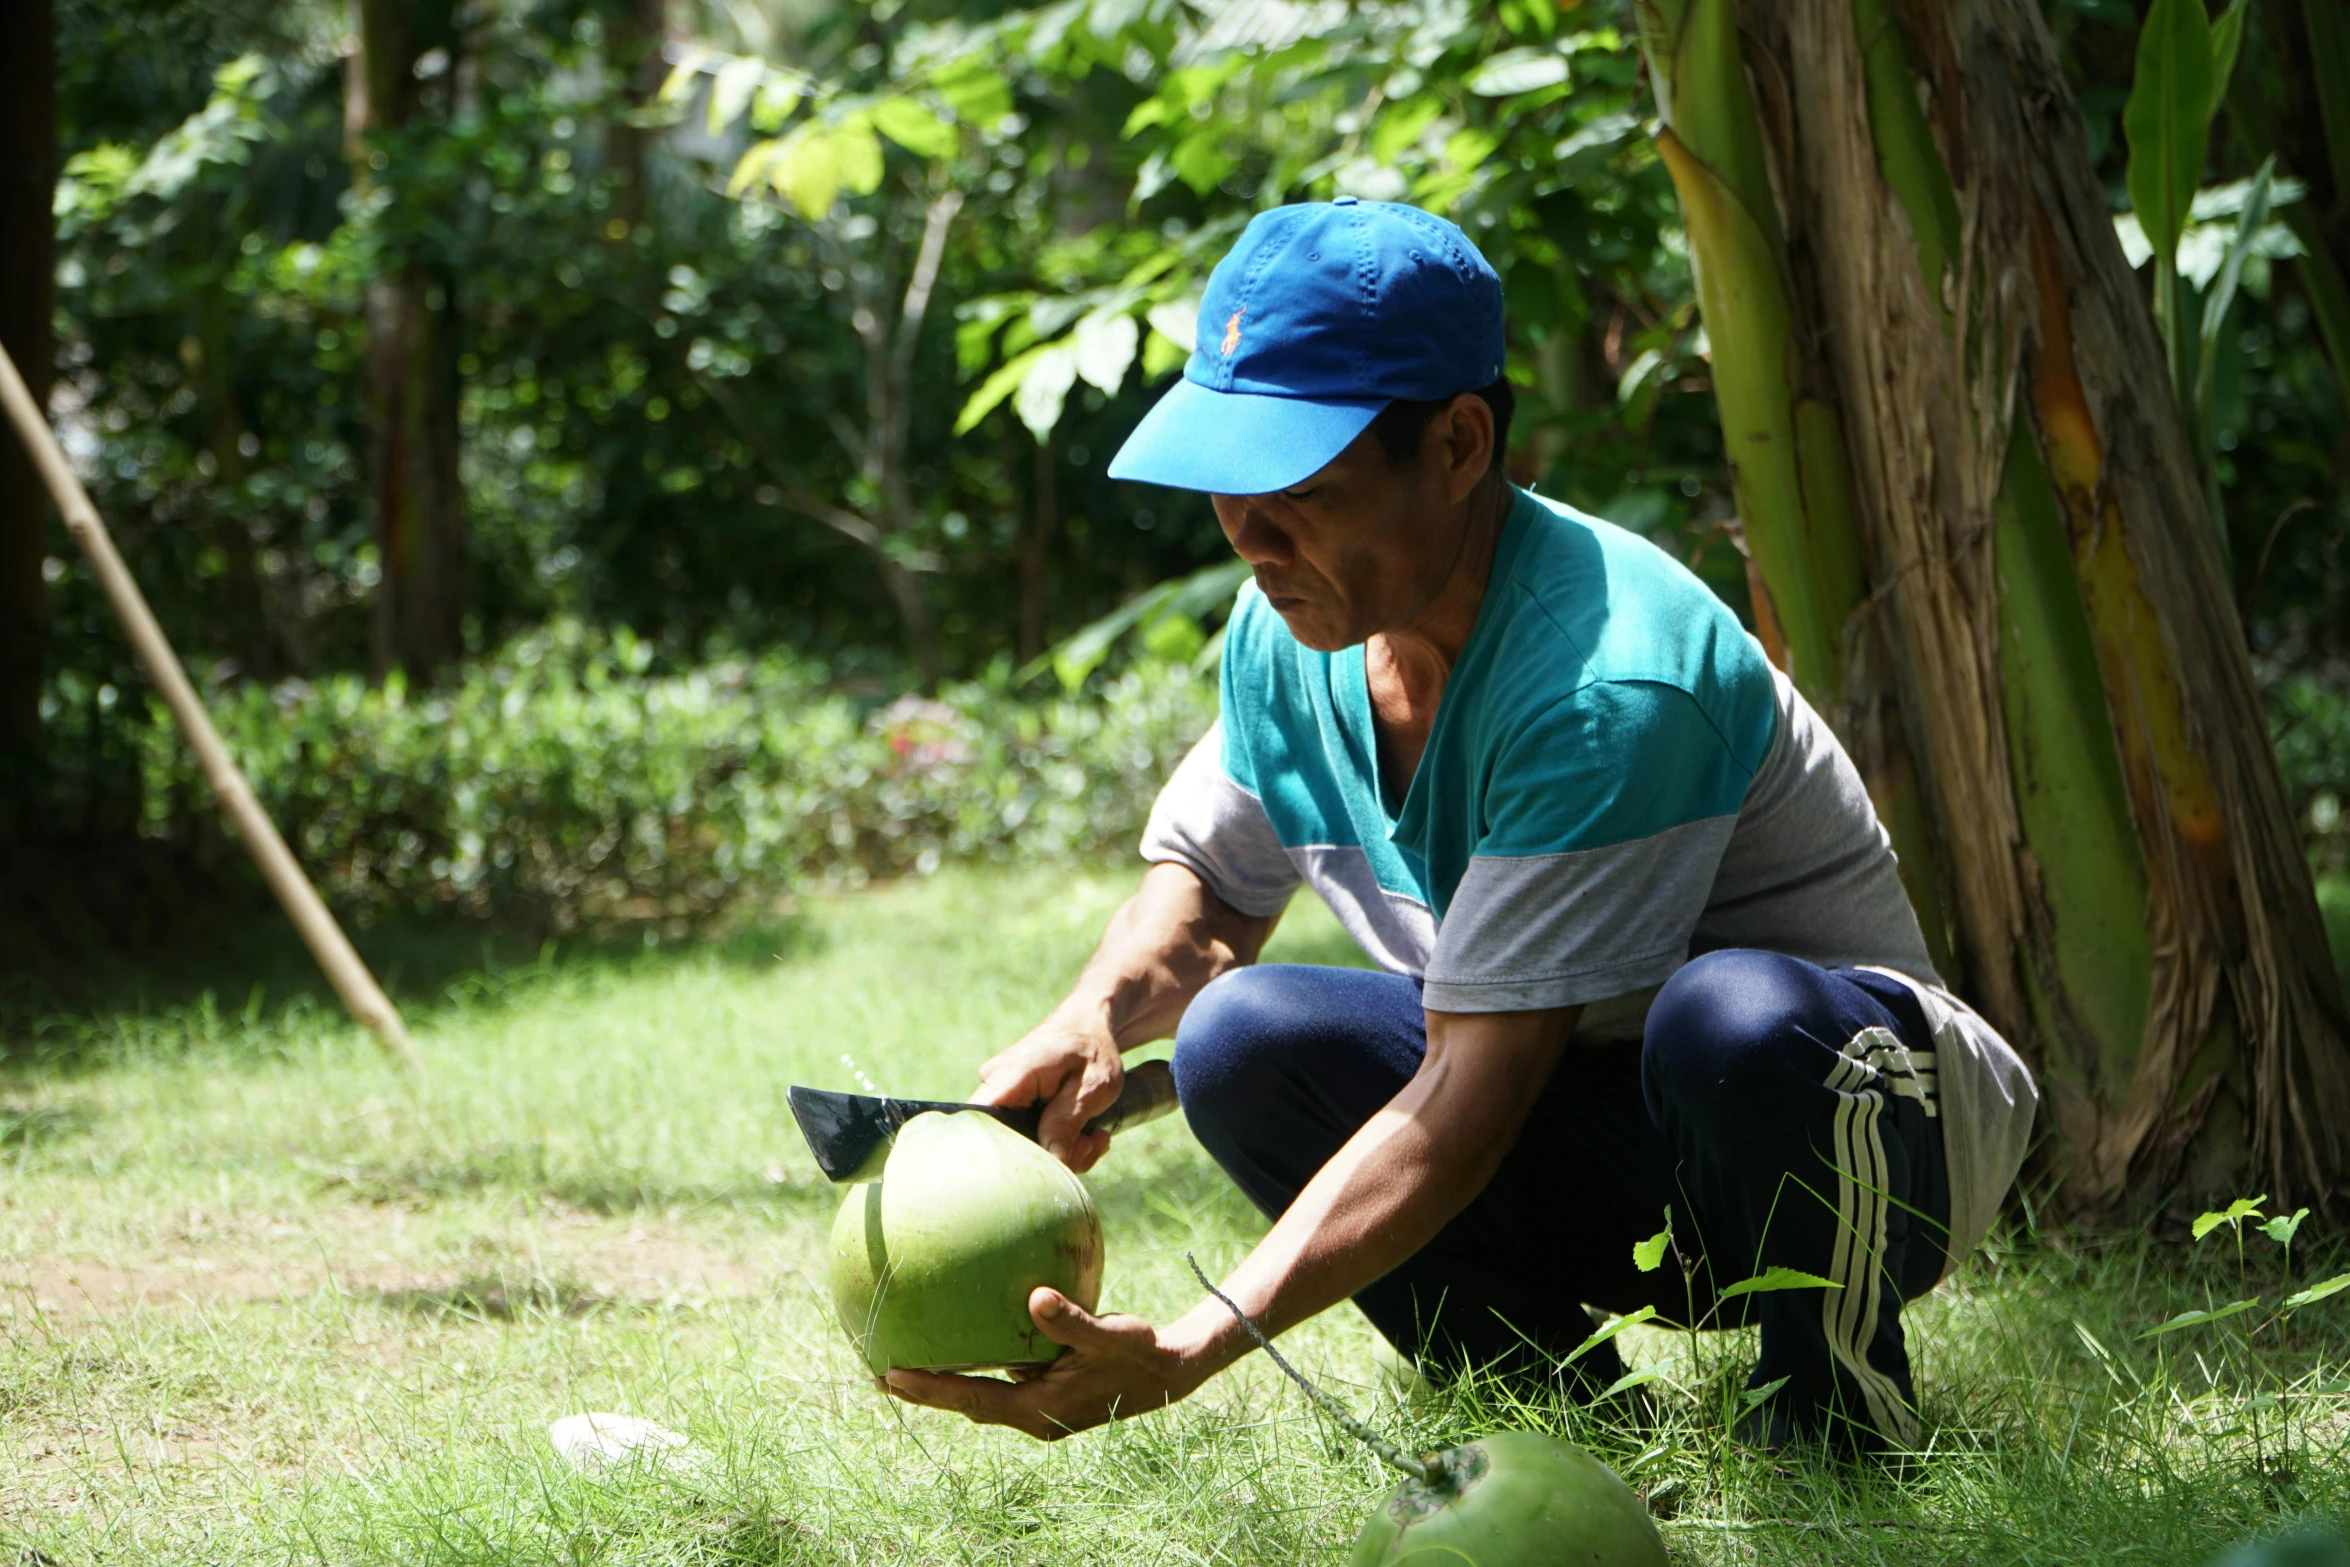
[1,864,2345,1563]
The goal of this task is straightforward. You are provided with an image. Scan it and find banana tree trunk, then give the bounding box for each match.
[1731,0,2350,1212]
[1636,0,1957,978]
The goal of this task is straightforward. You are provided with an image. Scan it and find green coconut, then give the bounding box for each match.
[828,1109,1104,1374]
[1348,1431,1668,1567]
[1180,1254,1666,1567]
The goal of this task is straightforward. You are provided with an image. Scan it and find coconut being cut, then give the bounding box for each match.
[828,1109,1104,1373]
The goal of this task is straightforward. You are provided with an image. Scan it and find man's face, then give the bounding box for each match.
[1210,395,1494,652]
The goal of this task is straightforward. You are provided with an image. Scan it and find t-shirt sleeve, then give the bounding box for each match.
[1421,681,1758,1013]
[1138,720,1301,917]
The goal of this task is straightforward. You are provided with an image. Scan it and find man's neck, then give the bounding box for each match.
[1363,476,1512,800]
[1370,475,1512,700]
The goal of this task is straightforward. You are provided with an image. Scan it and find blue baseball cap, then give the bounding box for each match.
[1107,198,1505,495]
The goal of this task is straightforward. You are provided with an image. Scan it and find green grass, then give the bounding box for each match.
[1,864,2345,1563]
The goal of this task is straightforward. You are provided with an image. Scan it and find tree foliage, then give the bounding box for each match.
[21,0,2347,894]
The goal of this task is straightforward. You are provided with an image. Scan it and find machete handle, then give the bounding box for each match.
[1084,1057,1180,1137]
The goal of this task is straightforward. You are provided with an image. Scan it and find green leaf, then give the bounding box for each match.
[1369,97,1444,164]
[2138,1296,2261,1338]
[2192,1193,2267,1240]
[657,48,709,106]
[2209,0,2246,112]
[1169,130,1235,196]
[953,342,1051,435]
[1012,338,1080,441]
[750,77,804,134]
[1122,96,1177,138]
[1141,329,1188,380]
[2258,1200,2308,1250]
[707,55,765,137]
[1719,1266,1840,1300]
[1444,126,1502,172]
[1566,1304,1658,1364]
[1632,1225,1672,1273]
[834,119,885,196]
[2284,1272,2350,1311]
[955,298,1029,375]
[1027,559,1251,690]
[1072,311,1139,396]
[2123,0,2215,270]
[214,52,267,95]
[1145,299,1200,355]
[768,126,841,219]
[726,140,784,199]
[1466,47,1571,97]
[1598,1367,1662,1400]
[870,99,959,162]
[932,59,1013,132]
[1739,1375,1791,1411]
[2196,156,2275,415]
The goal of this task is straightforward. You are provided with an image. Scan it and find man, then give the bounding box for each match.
[886,198,2038,1454]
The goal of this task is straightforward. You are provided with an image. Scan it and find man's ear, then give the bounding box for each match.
[1441,392,1497,503]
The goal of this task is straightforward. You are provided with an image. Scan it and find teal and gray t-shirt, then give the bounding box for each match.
[1141,486,2037,1267]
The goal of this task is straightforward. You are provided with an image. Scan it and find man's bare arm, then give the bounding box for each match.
[974,861,1279,1168]
[891,1002,1579,1438]
[1162,1002,1577,1363]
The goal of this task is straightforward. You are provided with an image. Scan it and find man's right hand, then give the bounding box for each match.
[974,1011,1124,1173]
[968,861,1277,1175]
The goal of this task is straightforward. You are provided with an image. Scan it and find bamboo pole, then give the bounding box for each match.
[0,341,423,1074]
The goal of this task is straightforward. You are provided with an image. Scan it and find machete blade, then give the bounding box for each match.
[786,1086,1040,1184]
[784,1059,1179,1184]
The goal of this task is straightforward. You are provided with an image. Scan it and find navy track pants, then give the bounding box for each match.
[1169,948,1952,1449]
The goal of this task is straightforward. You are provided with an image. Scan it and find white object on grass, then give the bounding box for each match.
[547,1412,708,1475]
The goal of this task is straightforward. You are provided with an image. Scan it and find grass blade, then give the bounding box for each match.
[2139,1297,2262,1338]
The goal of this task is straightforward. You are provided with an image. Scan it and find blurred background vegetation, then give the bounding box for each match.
[1,0,2342,966]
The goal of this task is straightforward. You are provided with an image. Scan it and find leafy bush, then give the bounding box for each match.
[134,622,1216,930]
[2271,673,2350,876]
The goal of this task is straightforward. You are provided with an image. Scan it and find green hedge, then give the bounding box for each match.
[2272,673,2350,877]
[135,623,1218,929]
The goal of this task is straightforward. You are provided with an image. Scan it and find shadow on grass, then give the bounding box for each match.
[297,1142,839,1218]
[367,1269,637,1325]
[0,868,826,1071]
[0,1105,94,1150]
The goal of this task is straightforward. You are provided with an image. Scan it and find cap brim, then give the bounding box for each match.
[1106,378,1385,494]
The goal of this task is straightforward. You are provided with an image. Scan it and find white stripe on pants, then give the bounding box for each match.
[1821,1046,1918,1445]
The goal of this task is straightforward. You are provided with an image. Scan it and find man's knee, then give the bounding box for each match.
[1171,967,1308,1141]
[1643,949,1837,1124]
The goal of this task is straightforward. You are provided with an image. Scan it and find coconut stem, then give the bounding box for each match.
[1184,1252,1439,1486]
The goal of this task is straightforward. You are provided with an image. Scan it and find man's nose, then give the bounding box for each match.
[1216,498,1293,566]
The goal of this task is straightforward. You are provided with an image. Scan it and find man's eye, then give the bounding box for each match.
[1283,486,1321,502]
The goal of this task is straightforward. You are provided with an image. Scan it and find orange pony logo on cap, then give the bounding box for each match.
[1221,310,1244,356]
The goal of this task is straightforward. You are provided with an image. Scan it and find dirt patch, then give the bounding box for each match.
[0,1212,784,1329]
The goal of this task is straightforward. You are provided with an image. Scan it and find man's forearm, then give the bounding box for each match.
[1056,862,1279,1051]
[1164,1004,1578,1376]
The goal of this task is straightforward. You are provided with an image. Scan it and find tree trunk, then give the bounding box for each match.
[845,189,959,688]
[0,0,54,760]
[1636,0,1960,978]
[1019,434,1057,666]
[1719,0,2350,1212]
[349,0,467,684]
[605,0,667,234]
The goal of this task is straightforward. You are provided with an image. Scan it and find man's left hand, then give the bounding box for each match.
[881,1287,1213,1439]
